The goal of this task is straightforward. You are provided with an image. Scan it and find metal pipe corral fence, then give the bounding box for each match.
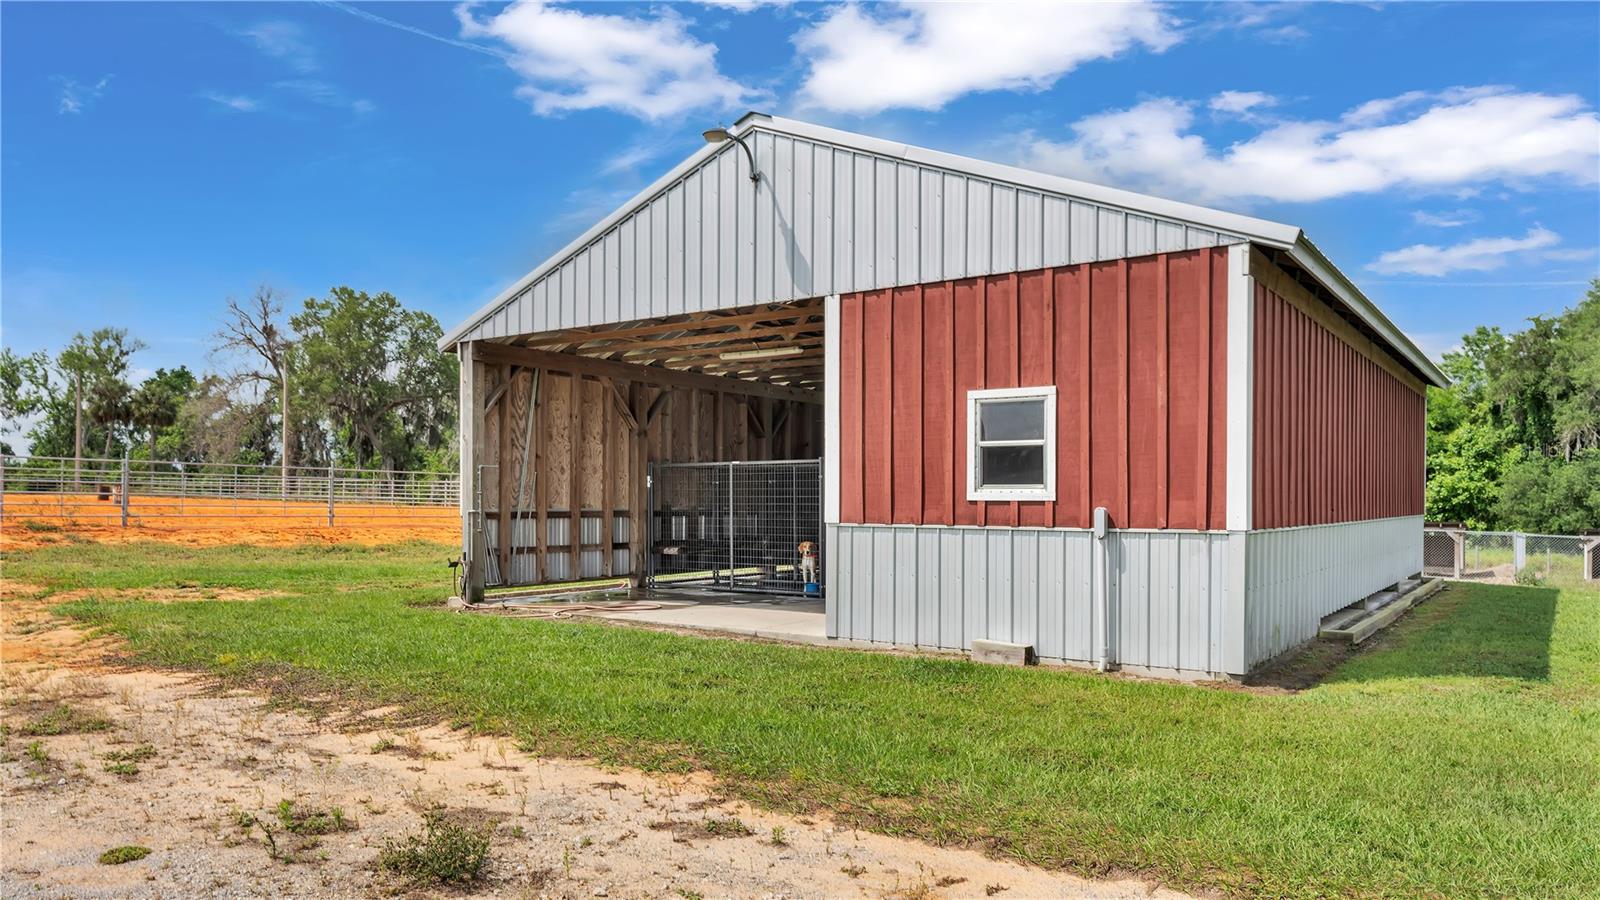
[1,454,459,530]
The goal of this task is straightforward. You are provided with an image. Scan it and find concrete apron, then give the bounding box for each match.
[502,586,829,645]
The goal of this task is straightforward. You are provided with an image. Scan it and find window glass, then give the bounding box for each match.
[980,445,1045,486]
[978,399,1045,442]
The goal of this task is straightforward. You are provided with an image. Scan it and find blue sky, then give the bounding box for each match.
[3,1,1597,383]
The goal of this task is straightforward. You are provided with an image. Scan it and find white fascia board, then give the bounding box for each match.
[1225,244,1254,532]
[1285,237,1450,388]
[751,114,1305,248]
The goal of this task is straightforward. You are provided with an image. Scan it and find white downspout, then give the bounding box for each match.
[1094,506,1112,672]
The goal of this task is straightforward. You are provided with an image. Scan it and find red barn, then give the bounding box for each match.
[443,113,1446,679]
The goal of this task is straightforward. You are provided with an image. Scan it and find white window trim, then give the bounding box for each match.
[966,385,1057,502]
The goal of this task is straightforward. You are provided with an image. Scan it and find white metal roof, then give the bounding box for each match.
[442,112,1445,387]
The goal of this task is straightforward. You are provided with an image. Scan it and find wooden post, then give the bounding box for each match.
[630,382,646,587]
[600,378,615,578]
[119,454,130,528]
[496,365,514,581]
[535,370,549,584]
[569,373,583,581]
[459,341,486,602]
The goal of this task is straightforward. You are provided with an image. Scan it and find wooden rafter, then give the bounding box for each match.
[474,342,819,404]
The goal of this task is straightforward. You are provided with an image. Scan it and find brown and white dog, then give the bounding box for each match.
[798,540,818,583]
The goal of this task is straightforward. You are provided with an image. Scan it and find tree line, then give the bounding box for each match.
[0,286,459,475]
[1426,279,1600,534]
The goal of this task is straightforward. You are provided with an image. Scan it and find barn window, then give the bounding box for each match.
[966,386,1056,501]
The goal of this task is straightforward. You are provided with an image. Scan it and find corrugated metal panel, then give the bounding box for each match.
[840,249,1229,530]
[827,523,1233,677]
[1243,515,1423,667]
[454,128,1245,343]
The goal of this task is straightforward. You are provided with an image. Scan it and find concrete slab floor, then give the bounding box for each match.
[501,586,828,645]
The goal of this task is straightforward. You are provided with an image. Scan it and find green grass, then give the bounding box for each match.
[10,540,1599,898]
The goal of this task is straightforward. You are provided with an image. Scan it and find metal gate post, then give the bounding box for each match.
[327,466,336,526]
[119,454,130,527]
[646,462,655,588]
[727,461,736,588]
[1513,532,1527,574]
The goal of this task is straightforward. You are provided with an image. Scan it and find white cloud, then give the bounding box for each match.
[1368,227,1561,276]
[793,1,1178,115]
[239,21,318,72]
[600,137,676,175]
[57,76,111,115]
[1208,90,1275,116]
[456,1,750,120]
[1411,209,1478,228]
[1019,87,1600,204]
[203,91,260,113]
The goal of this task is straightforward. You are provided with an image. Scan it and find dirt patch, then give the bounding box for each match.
[2,584,1191,899]
[42,586,284,605]
[1,494,455,551]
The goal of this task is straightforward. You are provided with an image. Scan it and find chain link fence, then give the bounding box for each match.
[1424,527,1600,587]
[2,454,458,530]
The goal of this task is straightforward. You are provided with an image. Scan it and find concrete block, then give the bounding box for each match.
[971,639,1035,667]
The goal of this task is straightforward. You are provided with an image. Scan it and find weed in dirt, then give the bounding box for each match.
[769,825,788,846]
[985,884,1008,896]
[676,890,705,900]
[98,845,151,865]
[24,741,51,768]
[16,704,113,736]
[378,810,492,886]
[102,743,157,776]
[841,864,867,878]
[702,817,753,838]
[22,520,61,533]
[275,799,354,836]
[935,875,968,887]
[371,737,396,753]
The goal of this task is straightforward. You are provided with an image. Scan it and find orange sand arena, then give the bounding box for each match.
[1,493,456,550]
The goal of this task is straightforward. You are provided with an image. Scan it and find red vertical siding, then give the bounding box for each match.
[891,286,922,524]
[921,282,954,525]
[862,290,894,524]
[839,293,864,523]
[838,248,1229,529]
[1017,269,1056,528]
[952,278,985,526]
[1249,281,1424,528]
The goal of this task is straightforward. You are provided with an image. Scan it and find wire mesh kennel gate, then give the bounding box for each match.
[646,459,824,597]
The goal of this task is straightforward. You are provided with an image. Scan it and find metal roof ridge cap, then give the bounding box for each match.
[438,136,734,351]
[1287,236,1449,387]
[751,115,1299,245]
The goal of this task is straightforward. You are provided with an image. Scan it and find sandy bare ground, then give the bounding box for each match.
[1,589,1191,899]
[1,494,457,551]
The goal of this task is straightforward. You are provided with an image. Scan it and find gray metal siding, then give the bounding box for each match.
[827,524,1235,677]
[460,128,1244,342]
[1242,515,1424,668]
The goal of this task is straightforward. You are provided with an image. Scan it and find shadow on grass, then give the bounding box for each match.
[1324,584,1558,685]
[1246,584,1559,691]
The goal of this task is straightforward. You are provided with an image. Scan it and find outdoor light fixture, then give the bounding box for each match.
[719,345,802,361]
[703,126,761,183]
